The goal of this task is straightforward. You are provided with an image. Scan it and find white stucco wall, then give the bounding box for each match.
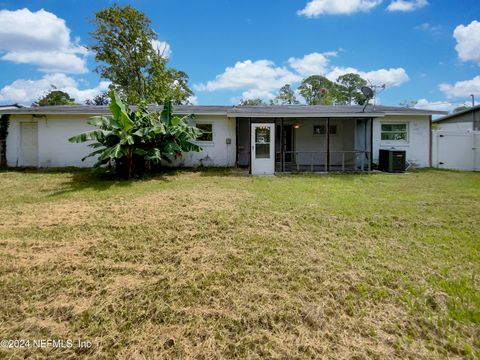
[6,114,236,168]
[5,117,20,166]
[373,115,431,168]
[435,121,473,132]
[167,115,236,167]
[7,115,101,167]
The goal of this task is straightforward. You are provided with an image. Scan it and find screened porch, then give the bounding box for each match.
[236,117,373,173]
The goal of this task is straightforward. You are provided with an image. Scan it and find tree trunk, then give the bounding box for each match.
[126,152,134,179]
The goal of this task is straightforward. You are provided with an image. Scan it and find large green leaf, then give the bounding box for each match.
[99,143,124,161]
[119,135,135,146]
[68,130,109,143]
[87,116,118,129]
[81,148,106,161]
[109,91,134,132]
[144,148,162,163]
[134,148,148,156]
[170,115,181,127]
[160,100,172,124]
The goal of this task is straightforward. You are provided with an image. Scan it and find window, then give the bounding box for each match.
[381,123,408,142]
[313,124,337,135]
[196,123,213,142]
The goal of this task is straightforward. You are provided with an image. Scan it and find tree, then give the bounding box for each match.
[146,55,193,105]
[90,4,193,105]
[86,92,110,106]
[298,75,336,105]
[239,98,266,106]
[69,91,202,179]
[336,73,368,105]
[453,106,469,113]
[33,90,76,106]
[399,100,418,108]
[271,84,299,105]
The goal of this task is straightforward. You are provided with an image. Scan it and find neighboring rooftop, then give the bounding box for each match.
[434,104,480,123]
[0,104,447,117]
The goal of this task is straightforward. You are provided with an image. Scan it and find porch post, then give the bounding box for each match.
[248,117,252,174]
[281,117,285,172]
[326,117,330,172]
[369,117,374,171]
[235,117,239,167]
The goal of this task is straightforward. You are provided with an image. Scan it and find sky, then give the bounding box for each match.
[0,0,479,112]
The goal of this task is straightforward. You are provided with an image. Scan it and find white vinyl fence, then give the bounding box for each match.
[432,130,480,171]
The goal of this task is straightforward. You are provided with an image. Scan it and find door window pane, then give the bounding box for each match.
[255,126,270,159]
[256,144,270,158]
[255,127,270,144]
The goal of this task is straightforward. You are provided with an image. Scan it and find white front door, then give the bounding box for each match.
[251,123,275,175]
[20,122,38,167]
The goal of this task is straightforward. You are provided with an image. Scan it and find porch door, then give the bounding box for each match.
[20,122,38,167]
[251,123,275,175]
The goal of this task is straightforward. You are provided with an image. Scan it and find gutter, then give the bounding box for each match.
[227,112,385,118]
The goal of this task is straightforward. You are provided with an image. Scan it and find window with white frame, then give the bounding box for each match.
[381,123,408,142]
[196,123,213,142]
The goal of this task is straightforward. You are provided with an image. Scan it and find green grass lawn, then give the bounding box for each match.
[0,168,479,359]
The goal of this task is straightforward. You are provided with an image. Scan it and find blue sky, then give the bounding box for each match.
[0,0,479,111]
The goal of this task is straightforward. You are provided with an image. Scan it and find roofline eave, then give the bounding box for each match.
[227,112,385,118]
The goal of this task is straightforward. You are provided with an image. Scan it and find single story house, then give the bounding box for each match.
[0,104,445,175]
[432,105,480,171]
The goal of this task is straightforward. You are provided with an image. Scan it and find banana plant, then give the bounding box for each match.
[69,91,202,178]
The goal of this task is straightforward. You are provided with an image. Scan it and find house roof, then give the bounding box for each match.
[434,104,480,123]
[0,104,447,118]
[0,103,23,110]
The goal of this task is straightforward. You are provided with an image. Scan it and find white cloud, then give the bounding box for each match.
[151,40,172,58]
[195,53,410,102]
[288,52,336,76]
[2,51,87,74]
[414,99,454,112]
[187,95,198,105]
[453,20,480,65]
[387,0,428,12]
[326,66,410,87]
[415,23,441,34]
[0,8,87,74]
[298,0,382,17]
[194,59,301,100]
[0,73,110,105]
[439,76,480,99]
